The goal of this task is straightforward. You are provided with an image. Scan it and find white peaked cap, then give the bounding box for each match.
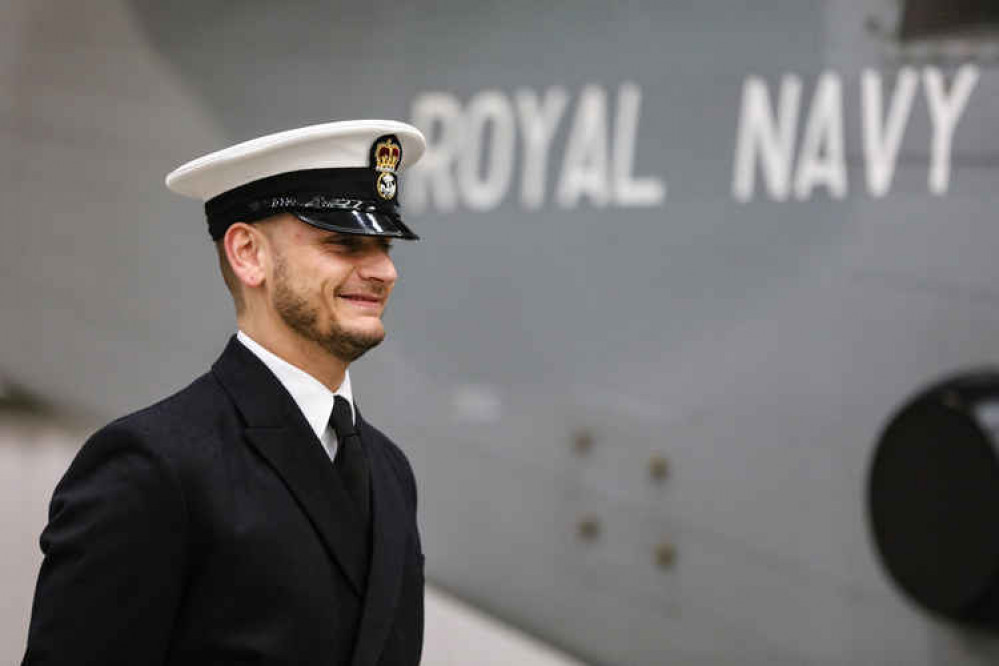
[165,120,427,240]
[166,120,426,200]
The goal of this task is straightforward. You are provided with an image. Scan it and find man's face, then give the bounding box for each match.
[265,215,398,362]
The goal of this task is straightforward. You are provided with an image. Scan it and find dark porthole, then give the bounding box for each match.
[869,371,999,629]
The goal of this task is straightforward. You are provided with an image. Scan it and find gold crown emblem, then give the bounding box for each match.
[374,137,401,173]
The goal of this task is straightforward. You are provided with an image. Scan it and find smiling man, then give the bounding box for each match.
[23,121,427,666]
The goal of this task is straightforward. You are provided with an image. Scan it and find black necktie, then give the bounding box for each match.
[329,396,370,526]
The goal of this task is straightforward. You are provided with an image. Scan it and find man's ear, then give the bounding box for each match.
[223,223,268,289]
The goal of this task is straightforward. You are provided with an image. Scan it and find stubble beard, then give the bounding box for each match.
[272,255,386,363]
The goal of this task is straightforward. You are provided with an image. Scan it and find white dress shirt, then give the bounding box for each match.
[236,330,355,461]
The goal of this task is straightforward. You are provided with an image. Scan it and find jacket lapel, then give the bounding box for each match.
[212,336,368,596]
[351,414,408,666]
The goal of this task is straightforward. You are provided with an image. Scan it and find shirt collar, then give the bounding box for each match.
[236,330,354,441]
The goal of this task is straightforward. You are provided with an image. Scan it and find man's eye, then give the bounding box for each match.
[328,238,362,251]
[324,236,392,254]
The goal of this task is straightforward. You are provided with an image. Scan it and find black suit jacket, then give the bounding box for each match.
[23,337,424,666]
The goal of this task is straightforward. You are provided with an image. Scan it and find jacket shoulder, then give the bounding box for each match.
[112,371,228,431]
[86,372,234,466]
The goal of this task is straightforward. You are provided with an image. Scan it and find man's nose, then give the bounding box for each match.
[358,247,398,283]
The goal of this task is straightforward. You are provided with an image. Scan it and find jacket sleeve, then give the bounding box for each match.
[22,423,188,666]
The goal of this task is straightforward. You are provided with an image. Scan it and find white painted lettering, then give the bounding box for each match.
[794,72,847,200]
[515,87,569,209]
[861,67,918,198]
[612,82,666,206]
[408,93,463,212]
[923,64,979,196]
[732,75,802,202]
[458,90,516,211]
[411,84,668,212]
[556,84,611,208]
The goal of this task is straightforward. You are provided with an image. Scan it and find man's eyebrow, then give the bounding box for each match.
[319,233,356,243]
[319,234,393,250]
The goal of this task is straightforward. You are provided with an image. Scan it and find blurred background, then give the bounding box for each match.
[3,1,999,664]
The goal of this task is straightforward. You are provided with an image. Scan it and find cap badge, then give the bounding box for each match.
[372,135,402,201]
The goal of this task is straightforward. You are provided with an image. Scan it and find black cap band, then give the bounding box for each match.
[204,168,404,240]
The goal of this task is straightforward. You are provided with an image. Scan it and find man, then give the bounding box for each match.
[22,120,426,665]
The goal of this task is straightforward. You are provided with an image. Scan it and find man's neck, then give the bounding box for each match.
[237,317,348,393]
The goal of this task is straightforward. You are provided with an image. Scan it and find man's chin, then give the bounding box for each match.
[320,324,386,363]
[343,320,386,344]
